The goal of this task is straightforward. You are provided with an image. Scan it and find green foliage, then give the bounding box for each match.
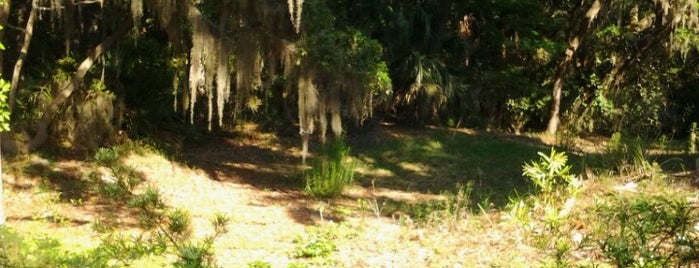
[173,241,216,268]
[522,148,580,198]
[92,146,230,267]
[294,236,334,258]
[0,227,109,267]
[304,139,355,198]
[0,78,10,132]
[597,196,699,267]
[510,148,581,243]
[94,147,120,166]
[0,21,8,131]
[301,0,392,117]
[98,233,164,266]
[292,223,357,262]
[603,132,659,178]
[293,233,336,258]
[93,148,142,201]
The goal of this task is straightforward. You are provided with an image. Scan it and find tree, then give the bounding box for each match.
[28,17,134,150]
[546,0,699,135]
[546,0,603,135]
[8,0,37,113]
[0,9,10,225]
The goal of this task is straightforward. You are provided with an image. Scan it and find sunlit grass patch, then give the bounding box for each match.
[353,127,545,206]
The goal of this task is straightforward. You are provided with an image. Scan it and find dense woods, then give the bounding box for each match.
[1,0,699,267]
[0,0,695,152]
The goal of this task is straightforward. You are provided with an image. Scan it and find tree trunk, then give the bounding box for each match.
[546,0,602,135]
[8,0,37,113]
[28,19,134,151]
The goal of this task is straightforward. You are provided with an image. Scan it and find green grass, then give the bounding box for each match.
[304,138,356,198]
[353,128,551,207]
[6,126,699,267]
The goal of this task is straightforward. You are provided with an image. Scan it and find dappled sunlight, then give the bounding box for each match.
[345,186,446,203]
[397,161,431,177]
[224,162,298,180]
[354,165,394,178]
[6,125,699,266]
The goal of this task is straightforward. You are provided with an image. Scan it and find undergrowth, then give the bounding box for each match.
[91,146,231,267]
[596,196,699,267]
[304,138,355,198]
[4,130,699,267]
[0,144,231,267]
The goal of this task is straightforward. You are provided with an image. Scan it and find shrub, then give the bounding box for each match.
[92,146,230,267]
[510,148,581,242]
[604,132,658,178]
[597,196,699,267]
[304,138,355,198]
[0,227,105,267]
[522,148,579,198]
[294,234,336,258]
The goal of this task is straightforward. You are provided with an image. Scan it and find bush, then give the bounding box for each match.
[0,227,105,267]
[604,132,658,178]
[597,196,699,267]
[304,138,355,198]
[92,146,230,267]
[522,148,579,198]
[510,148,581,242]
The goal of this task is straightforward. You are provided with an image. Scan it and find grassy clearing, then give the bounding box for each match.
[351,126,552,207]
[2,125,699,267]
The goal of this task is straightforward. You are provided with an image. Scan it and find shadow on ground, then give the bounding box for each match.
[6,154,149,229]
[174,124,565,224]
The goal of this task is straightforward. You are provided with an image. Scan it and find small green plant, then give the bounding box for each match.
[0,227,105,267]
[604,132,658,178]
[522,148,580,199]
[92,146,230,267]
[597,196,699,267]
[304,138,355,198]
[539,237,573,268]
[94,147,120,166]
[510,148,581,245]
[294,234,335,258]
[655,134,669,154]
[292,223,355,260]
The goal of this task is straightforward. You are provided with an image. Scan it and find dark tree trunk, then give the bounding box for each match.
[546,0,603,135]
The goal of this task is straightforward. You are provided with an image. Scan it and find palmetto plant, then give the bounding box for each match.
[394,51,454,123]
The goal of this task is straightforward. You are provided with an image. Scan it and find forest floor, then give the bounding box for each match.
[3,123,699,267]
